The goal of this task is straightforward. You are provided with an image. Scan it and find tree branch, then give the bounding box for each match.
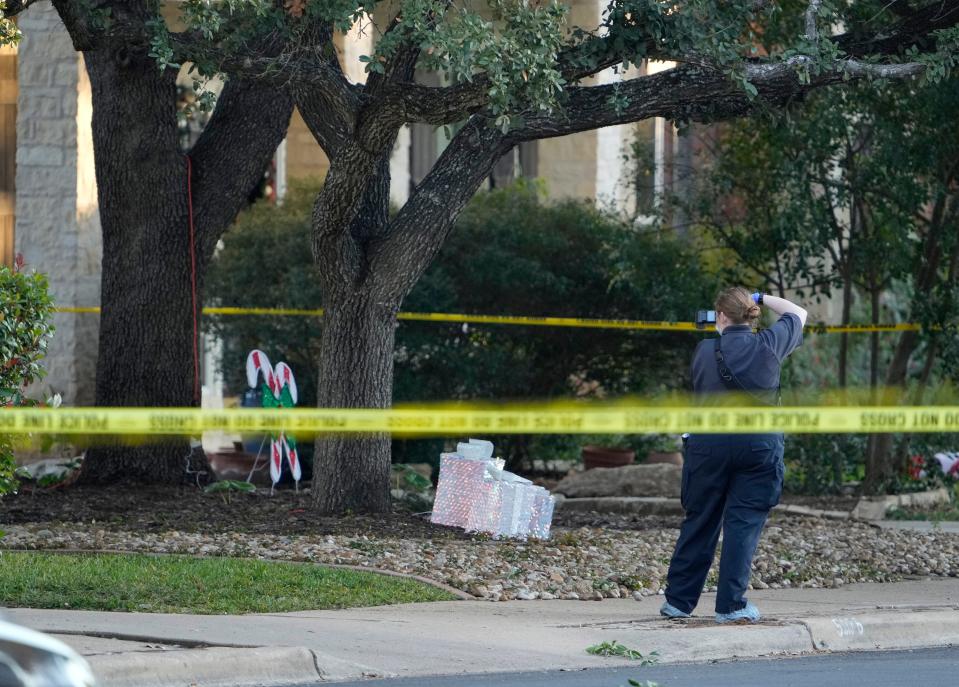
[3,0,43,15]
[377,32,647,128]
[837,0,959,57]
[178,20,360,157]
[290,36,362,156]
[167,39,358,94]
[389,79,491,124]
[368,117,510,297]
[511,57,923,142]
[364,12,421,95]
[188,77,295,260]
[49,0,112,50]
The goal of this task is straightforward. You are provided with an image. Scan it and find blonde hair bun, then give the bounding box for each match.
[715,286,761,325]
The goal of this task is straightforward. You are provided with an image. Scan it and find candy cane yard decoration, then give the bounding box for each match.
[245,349,302,493]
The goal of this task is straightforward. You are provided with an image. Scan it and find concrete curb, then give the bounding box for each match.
[90,646,323,687]
[586,609,959,670]
[32,605,959,686]
[89,645,389,686]
[93,609,958,685]
[799,608,959,653]
[852,488,953,520]
[643,622,815,663]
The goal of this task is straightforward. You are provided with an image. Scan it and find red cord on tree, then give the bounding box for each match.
[185,155,201,404]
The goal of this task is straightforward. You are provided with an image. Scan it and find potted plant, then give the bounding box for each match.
[581,435,636,470]
[645,434,683,466]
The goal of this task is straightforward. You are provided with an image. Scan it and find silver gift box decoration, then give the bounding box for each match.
[431,438,555,539]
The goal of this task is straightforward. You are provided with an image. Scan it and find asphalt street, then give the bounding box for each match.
[318,647,959,687]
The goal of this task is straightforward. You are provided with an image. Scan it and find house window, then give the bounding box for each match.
[632,118,656,213]
[490,142,538,188]
[409,121,438,189]
[631,61,678,221]
[409,71,539,192]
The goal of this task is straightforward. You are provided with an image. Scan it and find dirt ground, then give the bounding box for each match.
[0,484,858,537]
[0,485,464,539]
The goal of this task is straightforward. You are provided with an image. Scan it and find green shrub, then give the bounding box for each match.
[396,182,717,466]
[0,262,56,496]
[783,433,868,494]
[207,181,719,469]
[0,264,55,396]
[205,180,324,406]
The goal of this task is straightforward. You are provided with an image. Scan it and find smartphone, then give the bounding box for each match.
[695,310,717,330]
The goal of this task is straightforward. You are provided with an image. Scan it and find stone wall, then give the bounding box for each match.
[15,4,100,405]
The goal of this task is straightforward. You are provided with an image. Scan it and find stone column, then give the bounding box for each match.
[15,4,101,406]
[537,0,636,207]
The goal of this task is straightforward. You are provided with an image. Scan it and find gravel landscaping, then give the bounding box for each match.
[2,487,958,603]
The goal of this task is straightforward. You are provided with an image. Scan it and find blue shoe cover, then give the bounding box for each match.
[715,603,761,624]
[660,601,690,619]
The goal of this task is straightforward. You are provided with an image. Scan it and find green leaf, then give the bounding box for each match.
[205,480,257,494]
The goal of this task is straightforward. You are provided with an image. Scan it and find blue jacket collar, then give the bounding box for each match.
[721,325,752,335]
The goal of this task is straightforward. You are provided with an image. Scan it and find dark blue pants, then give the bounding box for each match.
[665,434,784,615]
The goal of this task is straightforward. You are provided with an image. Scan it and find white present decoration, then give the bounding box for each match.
[934,452,959,477]
[528,489,556,540]
[488,471,533,537]
[464,475,503,534]
[431,439,554,539]
[431,452,489,528]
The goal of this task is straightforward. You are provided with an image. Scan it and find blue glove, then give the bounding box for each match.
[751,292,762,304]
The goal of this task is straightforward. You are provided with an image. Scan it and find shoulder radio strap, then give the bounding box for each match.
[713,338,781,406]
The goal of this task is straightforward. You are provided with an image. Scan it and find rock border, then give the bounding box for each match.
[852,488,953,520]
[556,497,855,521]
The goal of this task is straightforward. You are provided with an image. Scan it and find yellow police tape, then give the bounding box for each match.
[55,306,925,334]
[2,405,959,437]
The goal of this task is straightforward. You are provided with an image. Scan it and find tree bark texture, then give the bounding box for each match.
[308,118,509,513]
[78,48,198,484]
[75,45,292,484]
[869,283,881,389]
[838,270,852,388]
[311,291,398,513]
[862,280,889,494]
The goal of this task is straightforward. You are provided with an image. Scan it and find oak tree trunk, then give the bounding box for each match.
[311,290,398,513]
[835,266,853,487]
[300,112,509,513]
[863,327,920,494]
[863,283,887,494]
[838,269,852,387]
[77,48,201,483]
[75,44,293,484]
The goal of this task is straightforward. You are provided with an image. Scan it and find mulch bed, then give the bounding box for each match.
[0,485,468,539]
[0,484,853,538]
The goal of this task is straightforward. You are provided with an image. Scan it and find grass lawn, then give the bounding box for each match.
[0,551,455,613]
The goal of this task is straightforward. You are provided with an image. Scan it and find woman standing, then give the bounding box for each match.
[661,287,807,623]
